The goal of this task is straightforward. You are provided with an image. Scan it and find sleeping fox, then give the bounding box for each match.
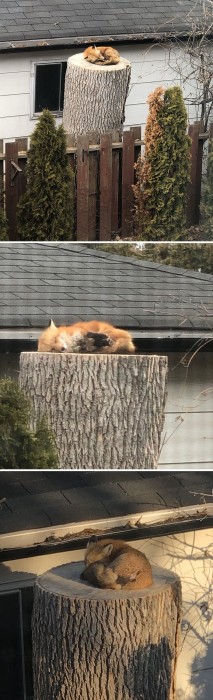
[38,319,135,354]
[81,537,153,590]
[83,45,120,65]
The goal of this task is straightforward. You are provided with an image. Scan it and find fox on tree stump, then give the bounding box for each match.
[32,557,182,700]
[63,52,131,138]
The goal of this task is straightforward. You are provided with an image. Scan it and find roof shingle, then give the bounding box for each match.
[0,242,212,337]
[0,1,207,49]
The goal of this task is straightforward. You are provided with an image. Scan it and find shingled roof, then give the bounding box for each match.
[0,0,207,51]
[0,470,213,537]
[0,242,212,341]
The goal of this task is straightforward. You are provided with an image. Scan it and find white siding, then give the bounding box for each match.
[0,41,209,143]
[160,352,213,469]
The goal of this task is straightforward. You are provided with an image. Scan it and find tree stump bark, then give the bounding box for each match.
[19,353,168,470]
[63,53,131,137]
[32,560,182,700]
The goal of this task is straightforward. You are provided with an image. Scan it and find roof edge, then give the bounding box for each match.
[1,503,212,562]
[0,29,206,54]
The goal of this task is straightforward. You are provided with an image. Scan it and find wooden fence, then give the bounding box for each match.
[0,121,212,241]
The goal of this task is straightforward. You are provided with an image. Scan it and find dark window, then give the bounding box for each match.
[21,587,34,700]
[0,591,25,700]
[35,62,67,113]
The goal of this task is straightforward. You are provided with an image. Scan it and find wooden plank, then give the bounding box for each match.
[76,134,90,240]
[121,130,135,236]
[99,132,112,241]
[111,129,120,234]
[5,141,20,240]
[187,121,203,226]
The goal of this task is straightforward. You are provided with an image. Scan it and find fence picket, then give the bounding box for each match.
[1,123,210,240]
[122,130,135,236]
[88,132,99,240]
[76,134,90,240]
[111,129,121,234]
[99,133,112,241]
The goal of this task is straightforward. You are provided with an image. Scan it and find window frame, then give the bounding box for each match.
[0,589,27,700]
[30,59,67,119]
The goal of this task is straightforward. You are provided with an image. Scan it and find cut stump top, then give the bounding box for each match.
[68,53,131,73]
[37,561,180,601]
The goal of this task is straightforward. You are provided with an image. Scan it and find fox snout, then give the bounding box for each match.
[53,336,68,352]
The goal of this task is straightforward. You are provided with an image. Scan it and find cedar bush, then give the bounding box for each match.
[134,242,213,274]
[134,86,191,240]
[0,377,58,468]
[0,208,7,240]
[93,242,213,273]
[17,110,74,240]
[201,139,213,238]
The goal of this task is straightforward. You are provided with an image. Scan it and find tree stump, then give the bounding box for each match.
[32,560,182,700]
[63,53,131,137]
[19,353,168,470]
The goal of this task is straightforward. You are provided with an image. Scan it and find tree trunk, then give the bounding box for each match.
[19,352,168,469]
[63,53,131,137]
[32,560,182,700]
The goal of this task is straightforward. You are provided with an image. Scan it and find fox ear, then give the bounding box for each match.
[103,543,113,556]
[49,319,56,329]
[87,535,98,547]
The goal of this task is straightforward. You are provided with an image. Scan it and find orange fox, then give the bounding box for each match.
[81,538,153,590]
[83,45,120,65]
[38,319,135,354]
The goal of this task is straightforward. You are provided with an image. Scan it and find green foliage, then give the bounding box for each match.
[92,242,213,273]
[17,110,74,240]
[0,377,58,468]
[0,208,8,240]
[201,139,213,238]
[135,243,213,273]
[134,86,191,240]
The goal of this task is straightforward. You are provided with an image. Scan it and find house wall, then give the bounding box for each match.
[1,527,212,700]
[0,350,212,468]
[0,41,204,143]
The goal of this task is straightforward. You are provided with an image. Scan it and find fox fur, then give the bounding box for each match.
[83,45,120,65]
[81,538,153,590]
[38,319,135,354]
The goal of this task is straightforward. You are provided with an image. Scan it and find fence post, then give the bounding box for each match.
[99,132,112,240]
[187,120,204,226]
[111,129,121,235]
[87,131,98,240]
[122,130,135,236]
[76,134,90,240]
